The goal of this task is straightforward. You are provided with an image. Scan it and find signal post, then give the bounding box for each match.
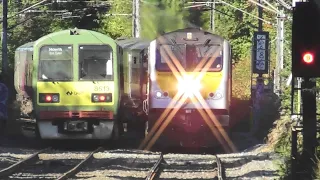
[291,1,320,179]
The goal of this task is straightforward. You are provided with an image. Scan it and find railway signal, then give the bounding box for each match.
[292,1,320,77]
[302,52,314,64]
[291,2,320,179]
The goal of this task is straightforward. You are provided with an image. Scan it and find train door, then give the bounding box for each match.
[140,48,148,102]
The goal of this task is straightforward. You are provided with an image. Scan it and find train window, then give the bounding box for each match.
[155,44,222,72]
[79,45,113,81]
[193,45,223,72]
[156,44,186,71]
[38,45,73,81]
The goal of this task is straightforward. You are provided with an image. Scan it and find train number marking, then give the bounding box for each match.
[94,86,110,92]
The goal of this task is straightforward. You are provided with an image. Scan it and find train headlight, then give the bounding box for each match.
[155,91,169,99]
[208,91,223,100]
[156,91,162,98]
[177,77,202,96]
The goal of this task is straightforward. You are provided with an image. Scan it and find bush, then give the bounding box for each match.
[316,160,320,179]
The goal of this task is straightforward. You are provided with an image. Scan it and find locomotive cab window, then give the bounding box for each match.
[156,43,222,72]
[38,45,73,81]
[191,44,223,72]
[156,44,186,72]
[79,45,113,81]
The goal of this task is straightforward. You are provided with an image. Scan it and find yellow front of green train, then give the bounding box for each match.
[17,29,121,140]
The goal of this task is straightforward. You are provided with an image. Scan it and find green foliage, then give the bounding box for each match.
[101,0,132,39]
[140,0,189,40]
[196,1,277,65]
[316,161,320,180]
[0,0,107,70]
[232,58,251,99]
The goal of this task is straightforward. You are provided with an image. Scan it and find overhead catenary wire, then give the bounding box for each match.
[247,0,279,14]
[216,0,273,25]
[1,0,109,23]
[8,0,49,19]
[274,0,292,10]
[197,0,274,25]
[188,3,258,29]
[52,0,113,2]
[260,0,278,12]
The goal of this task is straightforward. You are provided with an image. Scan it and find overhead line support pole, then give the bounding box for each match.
[275,9,285,95]
[210,0,215,32]
[132,0,140,38]
[258,0,263,32]
[136,0,140,38]
[132,0,135,37]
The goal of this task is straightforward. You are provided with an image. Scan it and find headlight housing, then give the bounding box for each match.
[91,93,112,103]
[154,91,169,99]
[208,91,223,100]
[39,93,60,103]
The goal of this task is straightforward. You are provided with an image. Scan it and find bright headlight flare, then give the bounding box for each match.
[177,76,202,97]
[91,93,112,103]
[156,91,162,98]
[39,93,60,103]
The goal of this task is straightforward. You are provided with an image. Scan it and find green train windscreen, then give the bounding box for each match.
[79,45,113,81]
[39,45,73,81]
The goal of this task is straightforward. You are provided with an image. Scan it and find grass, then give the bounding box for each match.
[316,160,320,179]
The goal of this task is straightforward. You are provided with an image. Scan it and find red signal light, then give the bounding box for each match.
[45,95,52,102]
[303,52,314,64]
[99,95,106,101]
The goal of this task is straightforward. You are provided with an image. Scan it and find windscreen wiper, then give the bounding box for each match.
[42,77,58,84]
[170,38,185,58]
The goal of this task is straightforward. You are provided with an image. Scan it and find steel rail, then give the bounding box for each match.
[0,147,51,177]
[215,155,224,180]
[145,153,163,180]
[56,146,104,180]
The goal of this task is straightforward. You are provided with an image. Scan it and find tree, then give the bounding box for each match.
[140,0,189,40]
[0,0,109,68]
[101,0,132,39]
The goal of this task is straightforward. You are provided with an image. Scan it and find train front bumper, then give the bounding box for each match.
[38,120,114,139]
[37,111,115,140]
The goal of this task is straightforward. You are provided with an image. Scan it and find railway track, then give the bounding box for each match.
[0,147,226,180]
[0,147,104,180]
[145,153,225,180]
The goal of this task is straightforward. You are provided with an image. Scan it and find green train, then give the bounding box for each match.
[14,29,148,140]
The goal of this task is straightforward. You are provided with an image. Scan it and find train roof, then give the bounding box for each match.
[157,27,225,43]
[34,29,116,48]
[116,38,150,50]
[16,42,34,51]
